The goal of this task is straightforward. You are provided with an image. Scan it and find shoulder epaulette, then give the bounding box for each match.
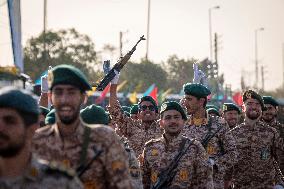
[145,138,161,146]
[34,125,54,138]
[43,161,76,179]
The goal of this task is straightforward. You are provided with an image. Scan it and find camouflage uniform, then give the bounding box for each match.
[120,136,143,189]
[0,155,83,189]
[230,121,284,188]
[269,120,284,173]
[32,123,133,189]
[182,115,238,189]
[141,133,214,189]
[108,100,163,157]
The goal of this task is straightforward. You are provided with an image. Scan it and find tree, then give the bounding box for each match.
[163,55,198,93]
[24,28,102,83]
[119,59,168,92]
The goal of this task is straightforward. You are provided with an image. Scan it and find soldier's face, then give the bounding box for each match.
[160,110,184,136]
[223,110,239,128]
[0,108,29,157]
[244,99,262,120]
[138,101,157,122]
[183,95,203,115]
[50,85,85,125]
[262,104,277,123]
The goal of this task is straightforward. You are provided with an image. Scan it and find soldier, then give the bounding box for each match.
[32,64,132,189]
[222,103,241,129]
[262,96,284,173]
[81,104,143,189]
[108,73,162,157]
[130,104,139,120]
[180,83,238,189]
[230,90,284,188]
[0,87,83,189]
[141,101,213,189]
[207,107,220,117]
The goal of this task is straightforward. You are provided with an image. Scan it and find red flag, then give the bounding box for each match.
[233,92,243,106]
[95,84,111,104]
[149,87,158,104]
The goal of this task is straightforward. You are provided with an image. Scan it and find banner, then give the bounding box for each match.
[7,0,23,72]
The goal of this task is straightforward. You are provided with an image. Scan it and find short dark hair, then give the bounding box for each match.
[17,110,39,127]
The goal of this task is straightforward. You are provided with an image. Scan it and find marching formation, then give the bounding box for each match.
[0,37,284,189]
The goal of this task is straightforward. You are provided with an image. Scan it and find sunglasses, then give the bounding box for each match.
[139,105,156,111]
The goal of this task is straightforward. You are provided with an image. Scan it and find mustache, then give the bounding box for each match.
[0,133,9,140]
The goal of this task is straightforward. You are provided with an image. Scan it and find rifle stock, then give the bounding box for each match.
[96,35,146,91]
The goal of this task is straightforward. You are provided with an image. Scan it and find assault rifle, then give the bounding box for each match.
[151,139,194,189]
[96,35,146,91]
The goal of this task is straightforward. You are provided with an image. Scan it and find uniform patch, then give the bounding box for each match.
[111,161,124,171]
[30,167,39,177]
[62,159,70,168]
[179,169,188,181]
[151,171,158,183]
[84,181,97,189]
[207,144,216,155]
[151,149,159,156]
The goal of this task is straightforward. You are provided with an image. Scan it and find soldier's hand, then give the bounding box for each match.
[41,74,48,93]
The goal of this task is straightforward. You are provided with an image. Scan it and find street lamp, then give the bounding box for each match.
[145,0,151,61]
[254,27,264,89]
[208,5,220,61]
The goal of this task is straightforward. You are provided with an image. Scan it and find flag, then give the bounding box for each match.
[129,91,137,104]
[117,80,127,92]
[149,87,158,104]
[8,0,23,72]
[143,84,155,96]
[233,92,243,106]
[95,84,110,104]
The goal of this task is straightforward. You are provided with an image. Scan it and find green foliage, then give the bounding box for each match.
[119,59,168,92]
[24,28,102,83]
[162,55,198,93]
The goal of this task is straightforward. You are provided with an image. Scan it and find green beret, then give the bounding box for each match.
[183,83,211,98]
[263,96,278,107]
[206,104,219,110]
[48,64,91,91]
[207,108,220,116]
[40,106,50,116]
[122,106,131,113]
[130,104,139,115]
[160,101,187,120]
[138,96,158,112]
[242,90,265,110]
[45,109,56,125]
[0,87,39,115]
[80,104,109,125]
[223,103,241,114]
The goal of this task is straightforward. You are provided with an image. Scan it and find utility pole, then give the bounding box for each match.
[119,31,122,57]
[43,0,47,61]
[261,66,264,91]
[145,0,151,61]
[214,32,218,64]
[283,43,284,89]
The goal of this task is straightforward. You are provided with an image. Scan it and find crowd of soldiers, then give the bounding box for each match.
[0,63,283,189]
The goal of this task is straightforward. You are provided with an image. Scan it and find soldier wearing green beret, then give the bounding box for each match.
[261,96,284,174]
[141,101,213,188]
[80,104,143,189]
[32,64,132,189]
[39,106,50,127]
[130,104,139,120]
[180,83,238,189]
[0,87,83,188]
[207,107,220,117]
[229,90,284,188]
[222,103,241,129]
[108,72,162,158]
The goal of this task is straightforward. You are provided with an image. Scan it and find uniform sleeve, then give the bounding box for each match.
[67,177,84,189]
[274,127,284,152]
[191,141,214,189]
[108,100,134,137]
[141,147,151,189]
[104,130,133,189]
[214,124,238,174]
